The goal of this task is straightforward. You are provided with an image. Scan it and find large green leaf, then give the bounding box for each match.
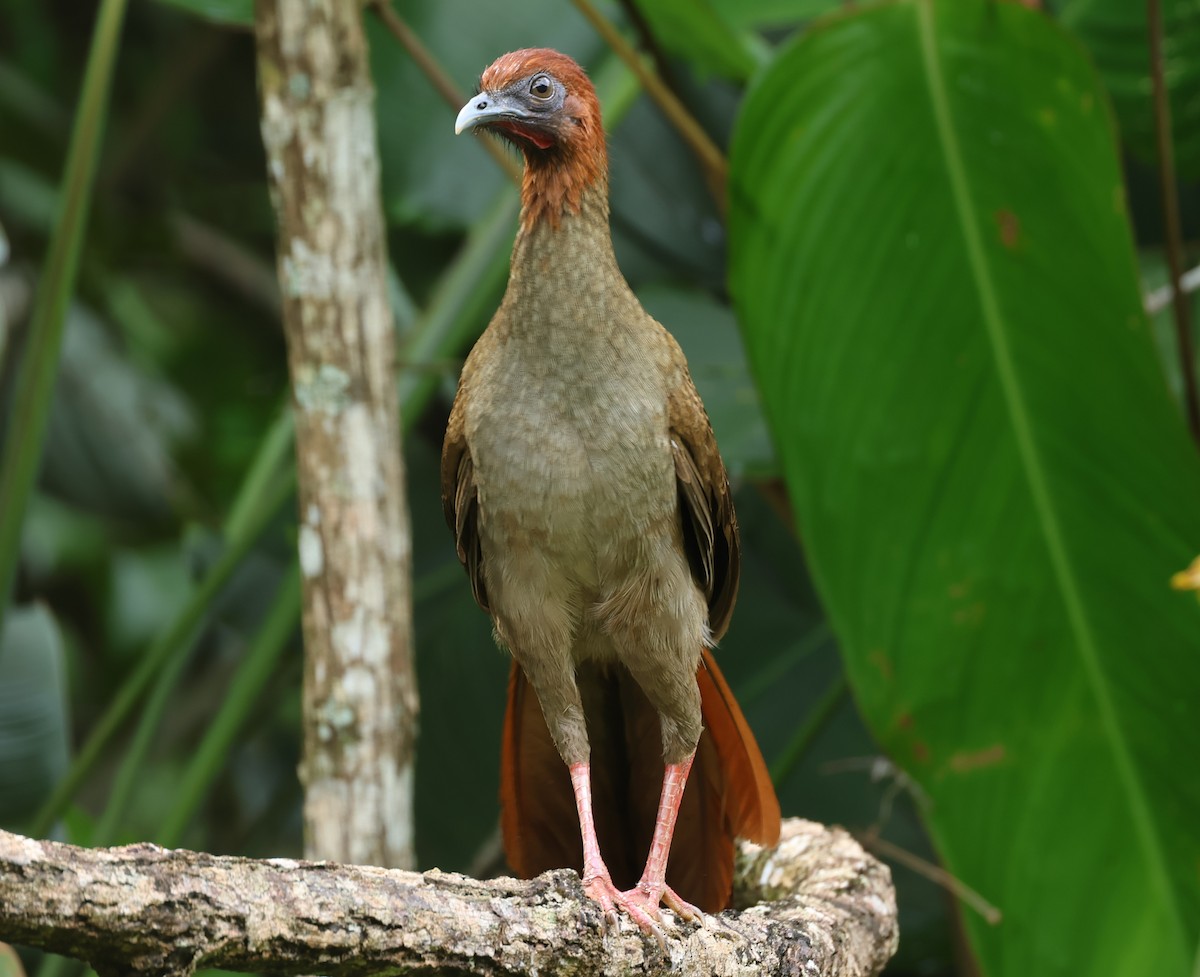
[1060,0,1200,177]
[729,2,1200,976]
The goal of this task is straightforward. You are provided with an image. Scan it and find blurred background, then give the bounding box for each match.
[1,1,1198,976]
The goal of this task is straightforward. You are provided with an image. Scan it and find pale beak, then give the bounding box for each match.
[455,93,525,134]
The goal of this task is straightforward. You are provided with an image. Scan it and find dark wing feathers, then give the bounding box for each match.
[668,381,740,640]
[441,401,489,612]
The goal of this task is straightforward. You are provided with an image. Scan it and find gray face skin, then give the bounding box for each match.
[455,71,570,151]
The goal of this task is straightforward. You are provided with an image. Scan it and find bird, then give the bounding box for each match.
[443,48,780,937]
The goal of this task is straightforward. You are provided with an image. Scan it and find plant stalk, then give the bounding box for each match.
[1147,0,1200,443]
[0,0,129,627]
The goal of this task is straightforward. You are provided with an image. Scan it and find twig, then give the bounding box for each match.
[103,29,227,190]
[1145,262,1200,315]
[857,829,1002,926]
[1147,0,1200,443]
[615,0,681,95]
[171,213,280,316]
[368,0,522,186]
[569,0,728,214]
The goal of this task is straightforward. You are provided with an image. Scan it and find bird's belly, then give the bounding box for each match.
[467,372,677,593]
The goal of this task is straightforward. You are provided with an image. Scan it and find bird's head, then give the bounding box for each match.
[455,49,606,229]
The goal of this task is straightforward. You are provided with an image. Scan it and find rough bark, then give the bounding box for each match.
[255,0,417,868]
[0,819,897,977]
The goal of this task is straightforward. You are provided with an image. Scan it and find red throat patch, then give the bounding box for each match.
[495,120,554,150]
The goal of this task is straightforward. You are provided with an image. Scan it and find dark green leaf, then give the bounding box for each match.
[41,304,196,520]
[636,0,768,80]
[729,2,1200,974]
[0,605,70,826]
[1060,0,1200,177]
[151,0,252,27]
[709,0,843,30]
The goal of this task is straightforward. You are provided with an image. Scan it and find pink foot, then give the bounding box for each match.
[582,872,667,944]
[581,875,704,946]
[568,759,707,946]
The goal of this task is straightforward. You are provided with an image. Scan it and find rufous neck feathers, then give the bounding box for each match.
[519,139,607,232]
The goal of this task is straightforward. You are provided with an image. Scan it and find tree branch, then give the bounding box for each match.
[0,819,897,977]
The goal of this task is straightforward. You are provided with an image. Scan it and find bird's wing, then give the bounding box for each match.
[668,376,740,640]
[441,397,489,612]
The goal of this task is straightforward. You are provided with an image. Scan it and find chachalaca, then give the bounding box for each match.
[444,48,780,937]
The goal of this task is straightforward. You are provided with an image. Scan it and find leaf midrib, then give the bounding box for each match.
[912,0,1186,958]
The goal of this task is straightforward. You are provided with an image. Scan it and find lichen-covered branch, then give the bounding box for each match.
[254,0,418,867]
[0,819,897,977]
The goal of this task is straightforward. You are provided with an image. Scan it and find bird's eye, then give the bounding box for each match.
[529,75,553,99]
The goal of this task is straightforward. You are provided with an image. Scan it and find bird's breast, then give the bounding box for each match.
[464,325,677,583]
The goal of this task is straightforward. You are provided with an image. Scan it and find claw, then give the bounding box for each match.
[580,875,710,948]
[583,874,669,946]
[661,884,702,924]
[580,872,620,936]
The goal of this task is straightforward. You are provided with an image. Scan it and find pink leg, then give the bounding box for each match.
[568,754,702,943]
[568,763,667,941]
[628,752,702,921]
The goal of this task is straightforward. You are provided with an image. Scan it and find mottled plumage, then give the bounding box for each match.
[444,48,778,930]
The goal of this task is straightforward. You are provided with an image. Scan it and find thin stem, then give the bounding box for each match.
[615,0,681,95]
[1147,0,1200,443]
[158,564,301,849]
[769,672,848,786]
[858,830,1002,925]
[224,396,293,542]
[171,212,281,317]
[397,193,518,410]
[368,0,522,186]
[1144,262,1200,315]
[0,0,130,626]
[90,613,196,847]
[570,0,728,214]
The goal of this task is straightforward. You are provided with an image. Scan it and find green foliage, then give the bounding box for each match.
[1,1,1198,976]
[635,0,769,81]
[1062,0,1200,177]
[151,0,252,27]
[0,0,129,622]
[0,607,69,825]
[730,1,1200,974]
